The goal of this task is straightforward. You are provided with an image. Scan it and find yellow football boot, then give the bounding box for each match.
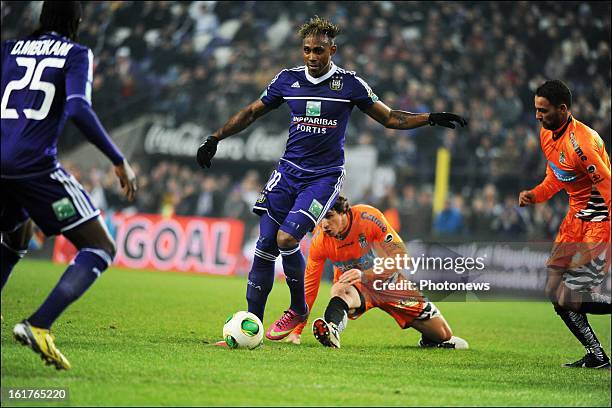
[13,320,71,370]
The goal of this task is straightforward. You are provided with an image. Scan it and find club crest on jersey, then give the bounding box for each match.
[559,151,566,164]
[359,234,368,248]
[256,192,266,203]
[330,77,343,91]
[306,101,321,117]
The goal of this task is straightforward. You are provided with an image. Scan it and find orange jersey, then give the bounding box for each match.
[294,204,405,334]
[531,115,611,221]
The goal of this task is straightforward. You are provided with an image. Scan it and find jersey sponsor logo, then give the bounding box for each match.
[548,161,579,182]
[308,199,323,218]
[291,81,300,88]
[360,212,387,233]
[592,172,602,184]
[332,249,377,272]
[306,101,321,117]
[569,132,587,161]
[51,198,77,221]
[359,233,368,248]
[330,76,343,91]
[559,151,566,164]
[10,39,73,57]
[292,117,338,126]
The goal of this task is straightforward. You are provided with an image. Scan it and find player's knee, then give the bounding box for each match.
[330,283,344,298]
[277,230,298,249]
[104,240,117,261]
[544,281,560,303]
[442,325,453,342]
[330,284,352,303]
[3,220,34,251]
[557,295,580,312]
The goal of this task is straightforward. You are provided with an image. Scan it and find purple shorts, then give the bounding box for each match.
[0,166,100,236]
[253,159,345,241]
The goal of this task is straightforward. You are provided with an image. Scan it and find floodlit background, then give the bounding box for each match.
[1,1,610,276]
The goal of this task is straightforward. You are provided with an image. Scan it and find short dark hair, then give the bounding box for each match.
[331,195,350,214]
[535,80,572,108]
[33,1,82,41]
[297,16,340,42]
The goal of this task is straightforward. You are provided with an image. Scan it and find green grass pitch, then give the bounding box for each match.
[1,259,610,406]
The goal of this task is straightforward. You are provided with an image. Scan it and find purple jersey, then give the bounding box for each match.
[2,32,102,178]
[260,63,378,171]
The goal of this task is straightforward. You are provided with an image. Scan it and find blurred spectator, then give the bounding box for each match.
[2,1,608,242]
[433,197,464,237]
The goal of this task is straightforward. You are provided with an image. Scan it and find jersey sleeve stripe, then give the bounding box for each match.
[66,94,91,104]
[267,69,287,87]
[355,76,373,93]
[86,49,93,103]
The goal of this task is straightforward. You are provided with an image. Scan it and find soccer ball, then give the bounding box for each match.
[223,311,264,349]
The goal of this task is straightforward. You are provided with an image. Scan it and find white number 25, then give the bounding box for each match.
[1,56,65,120]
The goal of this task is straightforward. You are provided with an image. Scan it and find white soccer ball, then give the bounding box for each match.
[223,311,264,349]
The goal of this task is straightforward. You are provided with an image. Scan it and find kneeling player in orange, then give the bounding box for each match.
[287,196,468,349]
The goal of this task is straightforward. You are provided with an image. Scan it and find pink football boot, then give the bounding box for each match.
[265,308,309,341]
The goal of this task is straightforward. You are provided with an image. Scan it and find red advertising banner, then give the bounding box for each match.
[53,213,245,275]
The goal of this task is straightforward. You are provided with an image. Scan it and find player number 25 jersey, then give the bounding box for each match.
[1,32,93,177]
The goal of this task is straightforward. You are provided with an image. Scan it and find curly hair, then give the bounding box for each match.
[297,16,340,42]
[536,80,572,108]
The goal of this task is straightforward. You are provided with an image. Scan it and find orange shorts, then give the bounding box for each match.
[548,213,610,291]
[349,276,438,329]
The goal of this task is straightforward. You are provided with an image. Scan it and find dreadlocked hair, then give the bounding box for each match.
[32,1,82,41]
[297,16,340,42]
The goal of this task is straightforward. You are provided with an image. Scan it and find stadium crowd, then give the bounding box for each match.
[2,1,610,242]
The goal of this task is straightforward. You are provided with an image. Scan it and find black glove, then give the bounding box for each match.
[196,136,219,168]
[428,112,468,129]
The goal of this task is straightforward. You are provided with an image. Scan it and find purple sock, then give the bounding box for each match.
[1,242,26,291]
[246,254,276,322]
[246,214,279,321]
[280,245,307,315]
[28,249,111,329]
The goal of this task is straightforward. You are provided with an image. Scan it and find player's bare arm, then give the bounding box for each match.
[196,100,274,168]
[114,160,138,202]
[363,101,468,130]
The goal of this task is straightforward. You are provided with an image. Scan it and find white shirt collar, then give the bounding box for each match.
[304,62,338,84]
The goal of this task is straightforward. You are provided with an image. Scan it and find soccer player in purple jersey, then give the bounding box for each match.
[196,17,467,341]
[1,1,137,369]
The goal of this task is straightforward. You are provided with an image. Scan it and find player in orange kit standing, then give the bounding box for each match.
[519,80,611,369]
[285,195,468,349]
